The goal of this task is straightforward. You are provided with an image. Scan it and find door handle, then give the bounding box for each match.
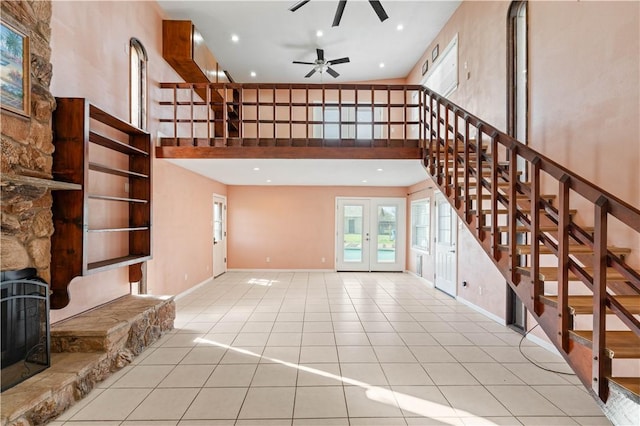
[214,240,218,245]
[449,249,455,253]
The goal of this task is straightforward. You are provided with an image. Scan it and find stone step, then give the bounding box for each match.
[51,295,175,353]
[2,295,175,426]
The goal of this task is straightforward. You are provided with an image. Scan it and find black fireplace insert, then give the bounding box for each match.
[1,267,50,392]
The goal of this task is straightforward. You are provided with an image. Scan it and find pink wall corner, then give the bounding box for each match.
[147,160,226,295]
[49,0,220,321]
[227,185,407,270]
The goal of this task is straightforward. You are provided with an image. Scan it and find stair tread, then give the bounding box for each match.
[501,244,631,256]
[539,295,640,314]
[517,266,628,282]
[570,330,640,358]
[609,377,640,397]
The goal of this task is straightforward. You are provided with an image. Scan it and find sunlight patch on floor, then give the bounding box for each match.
[195,336,498,425]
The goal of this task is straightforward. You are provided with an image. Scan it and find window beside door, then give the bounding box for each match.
[411,198,430,253]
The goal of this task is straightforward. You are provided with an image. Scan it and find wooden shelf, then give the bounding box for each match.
[51,98,152,310]
[87,255,152,274]
[89,131,149,156]
[88,195,148,203]
[89,162,149,179]
[88,227,149,233]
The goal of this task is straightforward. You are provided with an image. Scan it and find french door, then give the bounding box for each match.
[336,197,405,272]
[213,194,227,277]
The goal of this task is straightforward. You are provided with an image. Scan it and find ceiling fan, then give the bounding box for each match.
[293,48,350,78]
[289,0,389,27]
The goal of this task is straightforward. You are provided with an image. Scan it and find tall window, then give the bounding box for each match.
[411,198,430,252]
[130,38,148,129]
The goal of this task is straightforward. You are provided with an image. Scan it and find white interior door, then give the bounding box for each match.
[336,197,405,272]
[213,194,227,277]
[435,193,457,296]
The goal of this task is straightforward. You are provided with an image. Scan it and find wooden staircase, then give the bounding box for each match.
[423,87,640,422]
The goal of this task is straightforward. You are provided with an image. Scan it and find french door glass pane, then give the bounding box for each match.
[377,205,396,263]
[343,205,363,262]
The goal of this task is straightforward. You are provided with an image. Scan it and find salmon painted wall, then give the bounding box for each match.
[405,1,511,321]
[404,1,639,320]
[49,1,226,322]
[528,0,640,267]
[227,186,407,270]
[148,160,226,295]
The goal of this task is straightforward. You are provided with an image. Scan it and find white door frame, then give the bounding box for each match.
[213,194,227,278]
[335,197,406,272]
[434,192,457,296]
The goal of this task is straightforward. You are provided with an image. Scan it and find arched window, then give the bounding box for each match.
[507,1,528,143]
[130,38,148,129]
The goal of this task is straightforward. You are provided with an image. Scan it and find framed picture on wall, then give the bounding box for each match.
[421,60,429,76]
[432,44,439,62]
[0,20,30,117]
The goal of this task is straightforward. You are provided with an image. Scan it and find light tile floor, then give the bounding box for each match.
[51,272,611,426]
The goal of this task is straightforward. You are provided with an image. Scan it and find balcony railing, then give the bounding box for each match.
[158,83,425,149]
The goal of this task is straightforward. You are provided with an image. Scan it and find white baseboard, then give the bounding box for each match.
[227,268,335,273]
[405,270,435,288]
[456,296,506,326]
[175,276,213,300]
[526,332,562,356]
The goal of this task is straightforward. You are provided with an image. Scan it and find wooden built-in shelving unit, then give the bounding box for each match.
[50,98,152,309]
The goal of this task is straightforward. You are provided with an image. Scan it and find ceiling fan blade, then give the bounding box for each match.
[316,48,324,61]
[326,67,340,78]
[369,0,389,22]
[332,0,347,27]
[293,61,315,65]
[289,0,311,12]
[305,68,317,78]
[328,57,350,65]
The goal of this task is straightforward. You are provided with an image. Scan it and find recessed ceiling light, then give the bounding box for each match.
[231,34,239,43]
[377,168,383,172]
[253,167,260,171]
[379,63,385,68]
[266,179,272,183]
[362,179,368,183]
[396,24,404,31]
[316,30,323,37]
[250,71,256,78]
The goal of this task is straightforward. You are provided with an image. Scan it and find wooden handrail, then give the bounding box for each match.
[159,83,425,149]
[422,85,640,403]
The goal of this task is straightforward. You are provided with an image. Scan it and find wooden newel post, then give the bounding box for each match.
[592,195,610,402]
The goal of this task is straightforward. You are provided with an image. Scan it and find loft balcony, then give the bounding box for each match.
[156,83,426,159]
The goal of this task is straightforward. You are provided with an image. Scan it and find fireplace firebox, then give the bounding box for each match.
[1,268,50,392]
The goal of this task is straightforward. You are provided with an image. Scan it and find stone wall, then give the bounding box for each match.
[1,0,55,282]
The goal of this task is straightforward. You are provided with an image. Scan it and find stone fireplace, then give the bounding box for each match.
[1,1,56,283]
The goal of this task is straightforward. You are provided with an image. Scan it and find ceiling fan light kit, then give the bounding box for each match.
[289,0,388,78]
[293,48,350,78]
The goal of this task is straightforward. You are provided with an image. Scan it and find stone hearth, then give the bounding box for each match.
[0,295,175,426]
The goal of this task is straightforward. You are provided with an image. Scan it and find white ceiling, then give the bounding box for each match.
[166,158,428,186]
[157,0,461,84]
[157,0,457,187]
